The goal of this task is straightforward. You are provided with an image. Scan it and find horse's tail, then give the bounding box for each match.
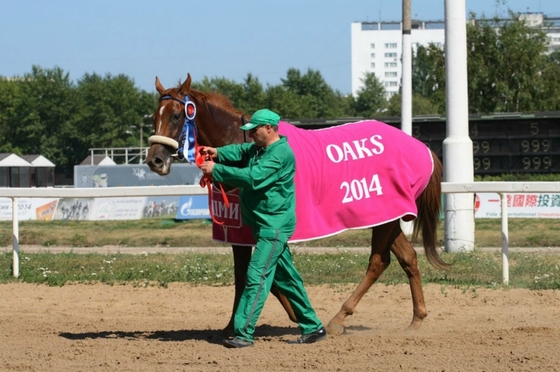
[412,150,449,269]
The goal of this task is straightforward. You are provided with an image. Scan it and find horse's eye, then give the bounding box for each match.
[173,113,182,122]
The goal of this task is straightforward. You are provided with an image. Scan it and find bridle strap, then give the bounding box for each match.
[148,94,197,161]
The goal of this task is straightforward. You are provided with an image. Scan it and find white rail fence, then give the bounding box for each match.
[2,182,559,283]
[443,182,560,284]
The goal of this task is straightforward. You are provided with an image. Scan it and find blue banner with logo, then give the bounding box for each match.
[176,195,211,220]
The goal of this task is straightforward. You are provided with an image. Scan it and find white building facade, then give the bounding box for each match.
[351,20,445,97]
[351,14,560,98]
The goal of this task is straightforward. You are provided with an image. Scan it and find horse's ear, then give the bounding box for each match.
[155,76,165,95]
[178,73,192,96]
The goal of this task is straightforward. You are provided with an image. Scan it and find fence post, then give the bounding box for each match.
[500,193,509,285]
[12,197,20,278]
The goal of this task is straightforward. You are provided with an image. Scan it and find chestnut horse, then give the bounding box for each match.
[146,74,448,336]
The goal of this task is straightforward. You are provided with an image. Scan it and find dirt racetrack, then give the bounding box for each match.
[1,282,560,372]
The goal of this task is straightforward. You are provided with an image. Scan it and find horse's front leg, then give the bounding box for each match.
[225,245,251,336]
[326,222,399,336]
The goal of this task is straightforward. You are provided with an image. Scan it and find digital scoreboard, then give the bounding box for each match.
[412,115,560,175]
[292,113,560,175]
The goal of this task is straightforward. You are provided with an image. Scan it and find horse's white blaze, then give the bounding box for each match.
[157,106,166,132]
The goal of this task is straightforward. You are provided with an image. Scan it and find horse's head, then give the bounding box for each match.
[146,73,248,175]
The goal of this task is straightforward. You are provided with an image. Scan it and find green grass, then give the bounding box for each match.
[1,218,559,248]
[2,250,559,290]
[1,218,559,290]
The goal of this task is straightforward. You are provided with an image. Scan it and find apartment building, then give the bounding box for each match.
[350,13,560,98]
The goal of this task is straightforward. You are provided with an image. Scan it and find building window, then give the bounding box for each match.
[370,43,375,49]
[384,52,397,58]
[371,62,376,68]
[31,168,54,187]
[385,62,398,68]
[0,168,7,187]
[385,43,397,48]
[371,53,375,58]
[384,81,398,87]
[19,167,30,187]
[385,72,398,77]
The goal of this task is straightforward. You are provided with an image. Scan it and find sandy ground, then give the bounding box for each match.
[1,282,560,372]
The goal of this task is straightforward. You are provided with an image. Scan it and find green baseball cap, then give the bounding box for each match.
[240,109,280,130]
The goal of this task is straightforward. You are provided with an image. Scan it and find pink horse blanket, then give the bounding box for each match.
[211,120,434,245]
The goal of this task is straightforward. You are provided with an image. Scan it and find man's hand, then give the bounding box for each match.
[200,160,215,176]
[199,146,218,160]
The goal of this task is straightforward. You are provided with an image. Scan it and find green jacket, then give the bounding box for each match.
[211,136,296,239]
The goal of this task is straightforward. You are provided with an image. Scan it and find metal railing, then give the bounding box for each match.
[2,182,560,283]
[441,182,560,284]
[87,147,149,165]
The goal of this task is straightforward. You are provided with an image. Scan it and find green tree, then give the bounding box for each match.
[192,69,351,120]
[263,85,305,120]
[238,73,266,114]
[6,66,77,167]
[385,93,440,117]
[538,57,560,111]
[279,68,342,118]
[412,44,446,114]
[467,12,560,113]
[192,76,244,105]
[352,72,386,117]
[549,51,560,67]
[72,72,157,165]
[192,74,267,116]
[0,77,23,154]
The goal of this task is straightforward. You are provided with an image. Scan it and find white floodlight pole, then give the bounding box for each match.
[443,0,475,252]
[401,0,412,136]
[400,0,415,237]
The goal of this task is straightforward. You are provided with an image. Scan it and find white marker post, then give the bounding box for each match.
[443,0,475,252]
[12,197,20,278]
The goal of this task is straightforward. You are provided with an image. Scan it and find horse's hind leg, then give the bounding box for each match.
[326,221,400,336]
[390,232,428,330]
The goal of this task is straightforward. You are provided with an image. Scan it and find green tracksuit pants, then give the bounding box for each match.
[233,231,323,343]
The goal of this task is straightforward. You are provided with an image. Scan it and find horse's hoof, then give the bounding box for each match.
[326,322,345,336]
[407,319,423,331]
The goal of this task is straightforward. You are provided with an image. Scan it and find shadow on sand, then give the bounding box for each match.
[59,324,301,345]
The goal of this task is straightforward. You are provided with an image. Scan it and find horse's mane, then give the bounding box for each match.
[201,90,246,118]
[168,81,246,119]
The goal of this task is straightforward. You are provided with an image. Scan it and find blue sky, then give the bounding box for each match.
[1,0,558,95]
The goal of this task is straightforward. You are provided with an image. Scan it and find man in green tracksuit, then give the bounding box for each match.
[199,108,326,348]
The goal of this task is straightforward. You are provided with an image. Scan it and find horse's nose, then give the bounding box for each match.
[147,156,164,170]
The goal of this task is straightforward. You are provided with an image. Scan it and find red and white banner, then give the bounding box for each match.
[475,193,560,218]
